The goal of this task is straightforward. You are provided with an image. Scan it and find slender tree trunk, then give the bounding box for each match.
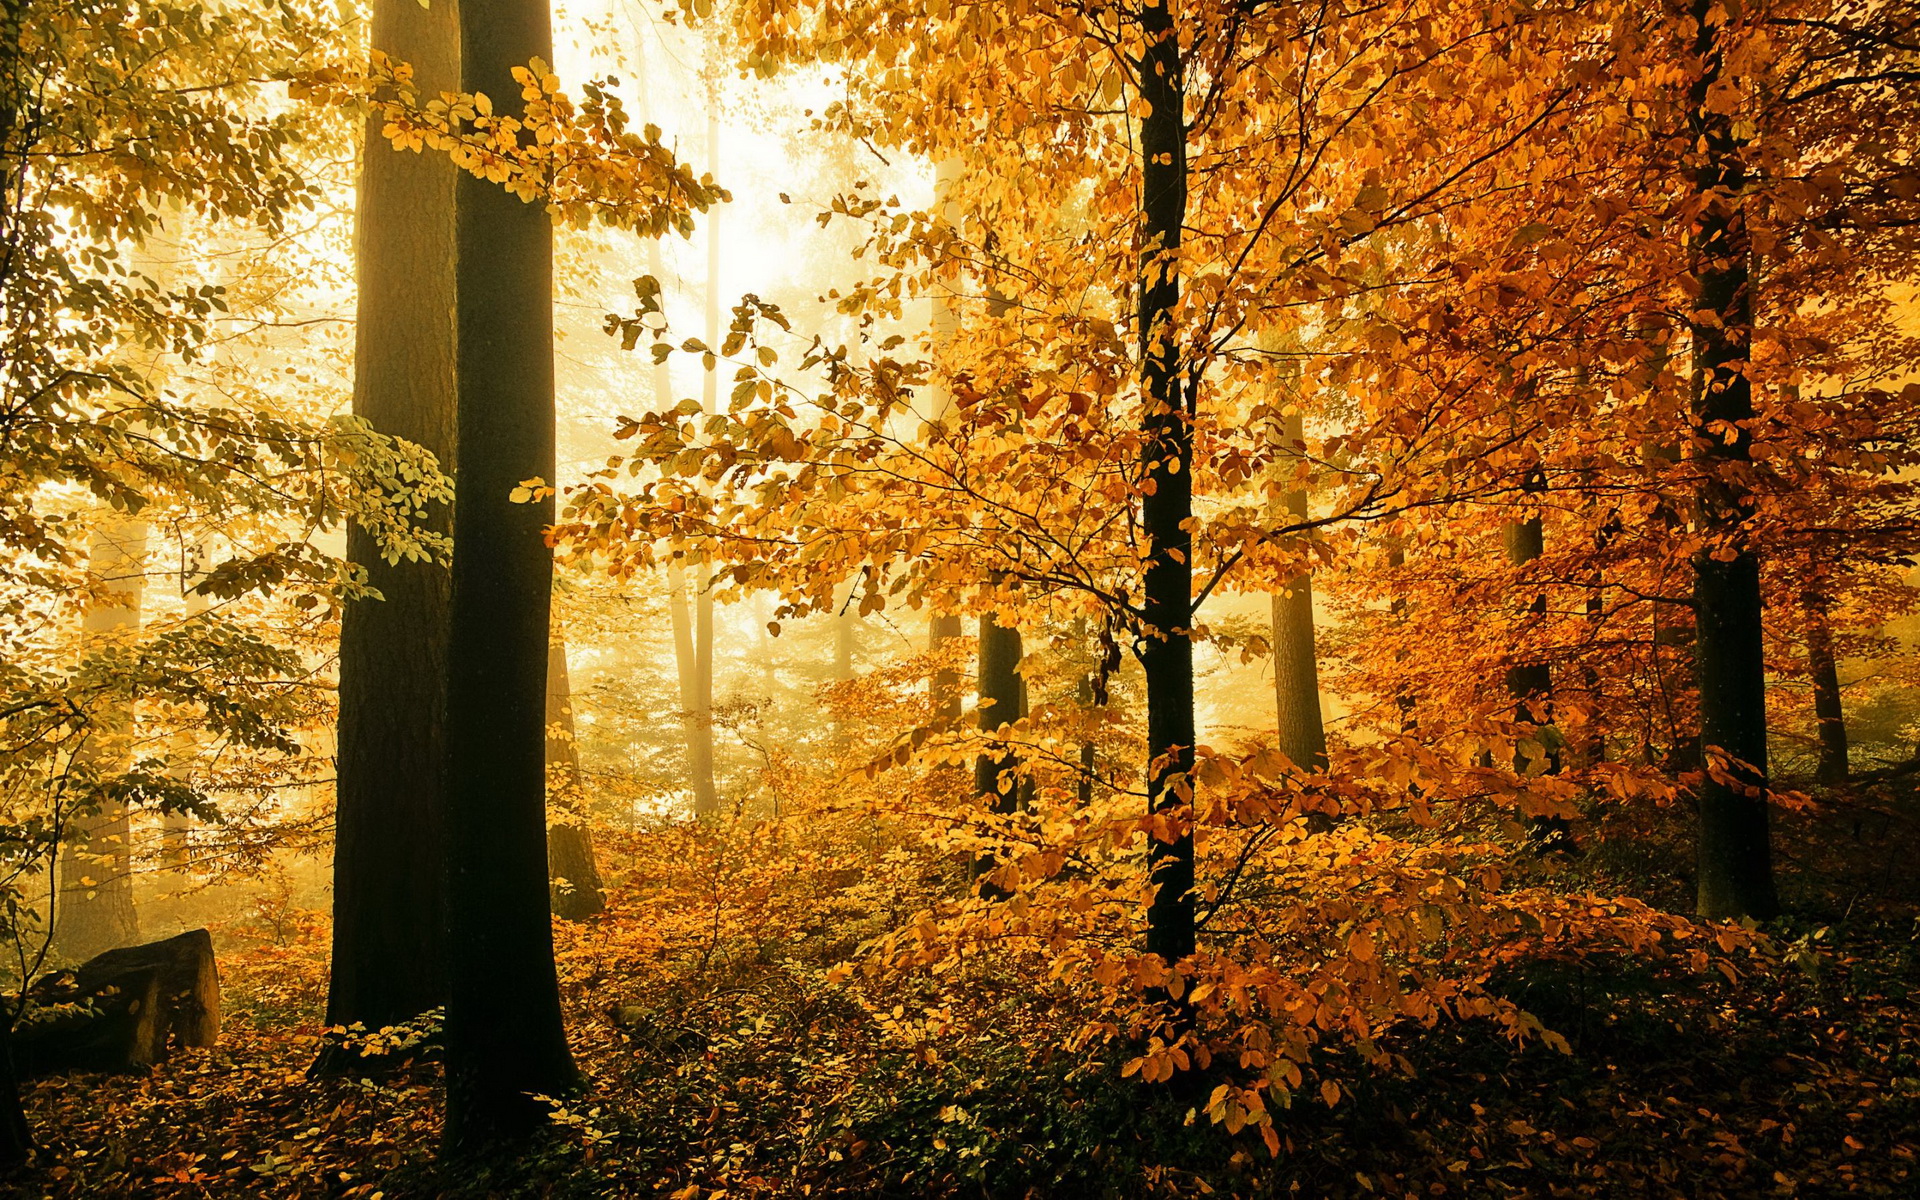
[1804,590,1847,784]
[442,0,579,1150]
[57,518,146,962]
[325,0,456,1049]
[971,610,1027,893]
[928,157,966,723]
[669,563,719,821]
[1502,470,1573,849]
[1137,1,1194,972]
[546,638,605,920]
[1271,413,1327,774]
[161,539,209,872]
[1687,0,1777,921]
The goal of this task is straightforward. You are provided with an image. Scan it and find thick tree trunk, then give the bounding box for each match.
[1805,592,1848,784]
[1687,0,1777,921]
[442,0,579,1150]
[1137,1,1195,973]
[326,0,456,1049]
[58,518,146,962]
[546,639,605,920]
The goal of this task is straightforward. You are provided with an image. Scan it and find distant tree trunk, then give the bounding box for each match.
[1804,590,1847,784]
[546,638,604,920]
[325,0,456,1051]
[928,156,965,725]
[58,518,146,962]
[1271,413,1327,774]
[931,614,964,722]
[161,539,210,872]
[442,0,579,1151]
[668,563,719,822]
[1687,0,1777,921]
[1137,1,1195,974]
[972,611,1024,891]
[1502,468,1572,849]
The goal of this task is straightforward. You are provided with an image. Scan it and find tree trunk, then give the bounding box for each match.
[546,638,605,920]
[1687,0,1777,921]
[58,517,146,962]
[668,564,719,822]
[326,0,457,1050]
[1271,413,1327,774]
[161,540,210,872]
[1137,0,1195,974]
[0,1016,29,1171]
[927,157,966,725]
[972,611,1025,885]
[1502,471,1573,849]
[1805,591,1847,784]
[442,0,579,1150]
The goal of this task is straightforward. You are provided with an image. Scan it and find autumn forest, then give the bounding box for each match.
[3,0,1919,1195]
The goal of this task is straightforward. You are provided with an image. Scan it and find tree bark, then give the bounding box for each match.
[442,0,579,1150]
[326,0,457,1048]
[57,517,146,962]
[546,638,605,920]
[1687,0,1777,921]
[1804,590,1847,784]
[1137,0,1195,973]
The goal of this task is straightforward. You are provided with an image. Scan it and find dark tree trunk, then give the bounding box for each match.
[972,611,1026,890]
[1502,467,1572,851]
[0,1015,29,1171]
[442,0,579,1151]
[326,0,457,1055]
[1687,0,1777,921]
[1137,0,1194,973]
[546,638,605,920]
[1804,592,1848,784]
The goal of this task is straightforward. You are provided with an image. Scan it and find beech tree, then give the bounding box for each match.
[325,0,459,1055]
[439,0,582,1149]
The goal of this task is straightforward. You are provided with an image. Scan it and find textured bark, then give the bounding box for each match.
[1805,593,1848,784]
[1138,1,1195,972]
[325,0,457,1045]
[546,639,605,920]
[1687,0,1777,921]
[442,0,579,1150]
[57,518,146,962]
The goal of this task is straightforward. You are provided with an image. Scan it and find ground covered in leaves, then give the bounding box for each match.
[11,794,1920,1199]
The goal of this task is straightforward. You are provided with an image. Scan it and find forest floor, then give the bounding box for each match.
[10,785,1920,1199]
